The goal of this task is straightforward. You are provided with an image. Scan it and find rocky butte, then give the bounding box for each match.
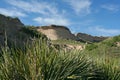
[37,25,77,40]
[37,25,107,42]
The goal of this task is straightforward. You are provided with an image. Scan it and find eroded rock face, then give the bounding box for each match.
[0,14,24,46]
[76,33,108,43]
[37,25,77,40]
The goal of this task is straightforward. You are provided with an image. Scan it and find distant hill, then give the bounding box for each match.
[0,14,109,49]
[76,33,108,43]
[36,25,108,42]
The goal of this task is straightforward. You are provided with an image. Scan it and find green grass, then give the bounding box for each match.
[0,33,120,80]
[83,35,120,80]
[52,39,84,45]
[0,39,91,80]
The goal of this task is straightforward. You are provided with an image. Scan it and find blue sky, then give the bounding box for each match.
[0,0,120,36]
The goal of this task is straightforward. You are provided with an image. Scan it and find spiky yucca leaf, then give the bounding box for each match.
[89,58,120,80]
[0,39,91,80]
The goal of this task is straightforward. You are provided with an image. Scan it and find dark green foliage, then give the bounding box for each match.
[113,35,120,42]
[21,26,47,39]
[0,39,92,80]
[101,35,120,47]
[86,43,98,51]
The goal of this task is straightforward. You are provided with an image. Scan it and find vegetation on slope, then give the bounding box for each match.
[0,37,120,80]
[0,39,91,80]
[84,35,120,78]
[52,39,84,45]
[21,26,47,39]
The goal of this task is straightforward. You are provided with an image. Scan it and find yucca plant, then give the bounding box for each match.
[0,39,91,80]
[89,57,120,80]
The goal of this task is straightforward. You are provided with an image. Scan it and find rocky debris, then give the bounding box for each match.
[116,42,120,47]
[64,44,84,51]
[51,43,84,51]
[76,33,108,43]
[37,25,77,40]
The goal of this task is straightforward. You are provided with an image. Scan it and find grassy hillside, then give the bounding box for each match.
[85,35,120,56]
[52,39,84,45]
[84,35,120,69]
[0,35,120,80]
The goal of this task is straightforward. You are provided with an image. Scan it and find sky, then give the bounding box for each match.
[0,0,120,36]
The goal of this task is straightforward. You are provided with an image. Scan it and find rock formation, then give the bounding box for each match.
[76,33,108,43]
[0,14,24,46]
[0,14,108,49]
[37,25,77,40]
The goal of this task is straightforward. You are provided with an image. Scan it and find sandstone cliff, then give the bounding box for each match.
[37,25,77,40]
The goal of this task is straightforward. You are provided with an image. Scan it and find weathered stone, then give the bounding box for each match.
[37,25,77,40]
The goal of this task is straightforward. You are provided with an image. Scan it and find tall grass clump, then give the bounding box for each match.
[0,38,91,80]
[90,57,120,80]
[0,37,120,80]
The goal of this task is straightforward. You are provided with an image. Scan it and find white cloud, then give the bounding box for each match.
[0,8,26,17]
[64,0,91,15]
[101,4,119,12]
[6,0,58,15]
[89,26,120,36]
[34,17,70,26]
[6,0,70,26]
